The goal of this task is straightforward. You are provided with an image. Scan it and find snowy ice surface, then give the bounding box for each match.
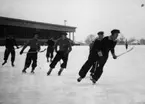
[0,45,145,104]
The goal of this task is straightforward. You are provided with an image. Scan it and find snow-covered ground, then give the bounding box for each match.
[0,45,145,104]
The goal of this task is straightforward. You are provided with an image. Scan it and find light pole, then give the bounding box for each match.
[64,20,67,26]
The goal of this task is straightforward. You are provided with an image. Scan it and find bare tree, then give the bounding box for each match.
[85,34,96,45]
[128,37,136,44]
[139,38,145,45]
[117,35,126,45]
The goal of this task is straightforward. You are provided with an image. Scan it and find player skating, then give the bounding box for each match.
[2,35,19,67]
[91,29,120,84]
[89,32,104,77]
[46,37,55,62]
[77,29,120,84]
[77,31,104,82]
[20,34,40,74]
[47,32,72,76]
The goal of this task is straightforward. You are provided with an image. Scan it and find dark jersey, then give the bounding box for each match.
[100,36,117,56]
[5,37,18,49]
[90,38,102,54]
[55,38,72,52]
[46,39,55,47]
[22,38,40,52]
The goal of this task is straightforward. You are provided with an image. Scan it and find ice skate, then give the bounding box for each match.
[31,70,35,74]
[90,78,96,84]
[2,61,7,66]
[22,70,26,73]
[77,77,83,82]
[58,68,64,76]
[11,63,15,67]
[47,68,53,76]
[31,68,35,74]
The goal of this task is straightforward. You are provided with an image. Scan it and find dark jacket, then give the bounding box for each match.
[5,37,18,49]
[100,36,117,57]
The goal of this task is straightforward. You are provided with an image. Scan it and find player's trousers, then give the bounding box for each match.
[46,47,54,59]
[78,53,100,78]
[90,62,98,74]
[89,50,99,74]
[50,51,69,69]
[24,49,38,70]
[3,48,15,63]
[92,55,108,81]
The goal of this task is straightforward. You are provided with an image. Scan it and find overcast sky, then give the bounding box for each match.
[0,0,145,41]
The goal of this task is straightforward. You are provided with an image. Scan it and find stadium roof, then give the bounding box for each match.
[0,16,76,32]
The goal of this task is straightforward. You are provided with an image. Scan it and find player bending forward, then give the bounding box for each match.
[47,32,72,76]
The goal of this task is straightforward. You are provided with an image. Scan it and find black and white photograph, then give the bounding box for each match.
[0,0,145,104]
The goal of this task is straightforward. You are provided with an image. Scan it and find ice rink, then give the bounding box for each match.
[0,45,145,104]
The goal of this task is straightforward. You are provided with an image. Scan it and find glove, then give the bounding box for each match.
[20,50,23,55]
[97,51,103,57]
[113,54,117,59]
